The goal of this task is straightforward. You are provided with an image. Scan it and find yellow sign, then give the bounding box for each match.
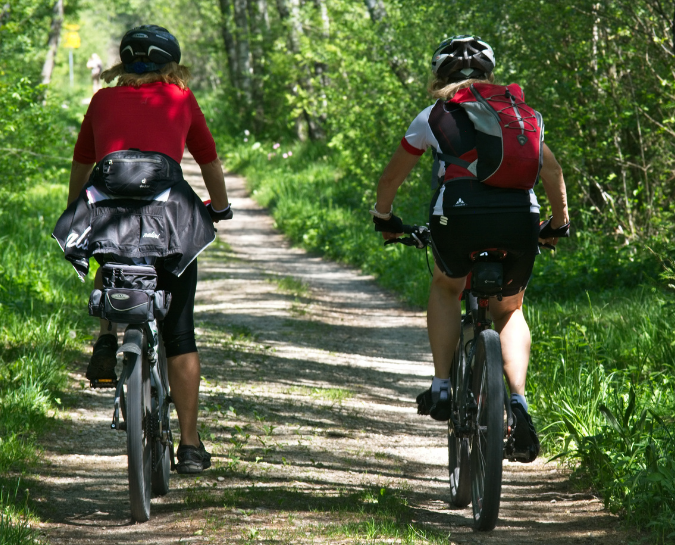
[64,23,80,31]
[64,31,81,49]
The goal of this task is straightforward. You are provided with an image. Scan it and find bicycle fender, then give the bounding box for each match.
[117,328,143,355]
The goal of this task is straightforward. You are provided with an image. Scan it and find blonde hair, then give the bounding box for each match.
[428,73,495,101]
[101,61,192,90]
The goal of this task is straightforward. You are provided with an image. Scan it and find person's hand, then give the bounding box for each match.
[538,217,570,250]
[372,213,404,240]
[205,202,233,223]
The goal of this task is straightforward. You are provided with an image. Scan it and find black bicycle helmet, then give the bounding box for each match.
[120,25,181,73]
[431,35,495,81]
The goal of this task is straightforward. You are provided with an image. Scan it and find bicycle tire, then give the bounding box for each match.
[470,329,504,531]
[151,332,171,496]
[447,334,471,507]
[124,327,152,522]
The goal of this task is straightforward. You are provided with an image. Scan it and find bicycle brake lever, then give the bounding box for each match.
[538,242,556,251]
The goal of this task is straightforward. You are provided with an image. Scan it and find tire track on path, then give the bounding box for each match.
[35,155,637,544]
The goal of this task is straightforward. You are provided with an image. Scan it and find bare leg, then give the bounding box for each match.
[489,292,530,396]
[427,264,467,379]
[167,351,201,447]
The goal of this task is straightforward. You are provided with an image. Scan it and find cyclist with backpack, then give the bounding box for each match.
[371,36,569,462]
[56,25,232,473]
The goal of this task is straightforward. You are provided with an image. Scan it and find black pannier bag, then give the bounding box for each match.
[471,262,503,296]
[91,149,184,197]
[89,263,171,323]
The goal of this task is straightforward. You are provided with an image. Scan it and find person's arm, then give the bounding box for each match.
[538,143,569,246]
[375,144,421,208]
[539,144,569,228]
[199,158,229,210]
[373,144,422,238]
[68,160,95,206]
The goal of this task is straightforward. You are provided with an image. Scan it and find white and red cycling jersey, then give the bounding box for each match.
[402,100,540,216]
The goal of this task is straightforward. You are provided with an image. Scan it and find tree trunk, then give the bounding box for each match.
[219,0,239,88]
[247,0,267,129]
[312,0,329,126]
[362,0,409,86]
[363,0,386,22]
[276,0,308,140]
[0,3,11,28]
[41,0,64,85]
[233,0,252,104]
[258,0,270,31]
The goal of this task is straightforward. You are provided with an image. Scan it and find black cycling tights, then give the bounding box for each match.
[157,260,198,358]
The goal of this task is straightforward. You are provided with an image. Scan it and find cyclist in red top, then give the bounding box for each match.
[371,36,569,462]
[67,25,230,473]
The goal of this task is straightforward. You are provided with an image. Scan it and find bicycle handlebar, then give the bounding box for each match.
[383,224,430,249]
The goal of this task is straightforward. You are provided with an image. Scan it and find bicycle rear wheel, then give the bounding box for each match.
[151,332,171,496]
[448,331,471,507]
[470,329,504,531]
[124,327,152,522]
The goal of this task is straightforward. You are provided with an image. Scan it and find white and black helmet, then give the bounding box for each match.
[120,25,181,73]
[431,35,495,81]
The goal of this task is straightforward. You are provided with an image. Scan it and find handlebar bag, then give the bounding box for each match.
[91,150,184,197]
[101,263,158,291]
[471,262,503,296]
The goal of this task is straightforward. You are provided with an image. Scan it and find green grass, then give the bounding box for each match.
[269,275,310,297]
[526,287,675,537]
[0,480,42,545]
[0,181,91,536]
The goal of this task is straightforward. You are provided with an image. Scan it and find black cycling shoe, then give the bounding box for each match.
[176,438,212,474]
[86,334,118,381]
[416,387,451,421]
[509,401,540,463]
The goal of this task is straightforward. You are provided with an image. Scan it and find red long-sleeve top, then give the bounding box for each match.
[73,82,218,165]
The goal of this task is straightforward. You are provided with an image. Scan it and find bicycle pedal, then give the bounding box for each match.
[90,378,118,389]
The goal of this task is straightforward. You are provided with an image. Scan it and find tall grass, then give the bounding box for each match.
[221,138,675,541]
[527,288,675,539]
[0,181,91,536]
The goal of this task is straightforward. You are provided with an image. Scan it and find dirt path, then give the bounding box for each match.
[34,156,639,544]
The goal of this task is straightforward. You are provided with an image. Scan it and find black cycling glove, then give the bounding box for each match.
[373,213,404,233]
[539,217,570,239]
[206,203,233,222]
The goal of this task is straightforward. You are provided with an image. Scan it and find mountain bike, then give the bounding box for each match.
[388,225,520,531]
[88,263,174,522]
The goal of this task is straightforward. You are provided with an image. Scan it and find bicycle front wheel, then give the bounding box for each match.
[448,336,471,507]
[124,327,152,522]
[470,329,504,531]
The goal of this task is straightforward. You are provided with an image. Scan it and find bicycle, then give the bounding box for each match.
[387,225,522,531]
[88,262,174,522]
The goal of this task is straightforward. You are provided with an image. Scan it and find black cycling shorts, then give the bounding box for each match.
[429,212,540,297]
[157,259,198,358]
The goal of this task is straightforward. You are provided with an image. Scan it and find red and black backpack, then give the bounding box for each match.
[435,83,544,190]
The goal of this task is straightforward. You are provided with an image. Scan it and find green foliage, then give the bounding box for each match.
[526,288,675,539]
